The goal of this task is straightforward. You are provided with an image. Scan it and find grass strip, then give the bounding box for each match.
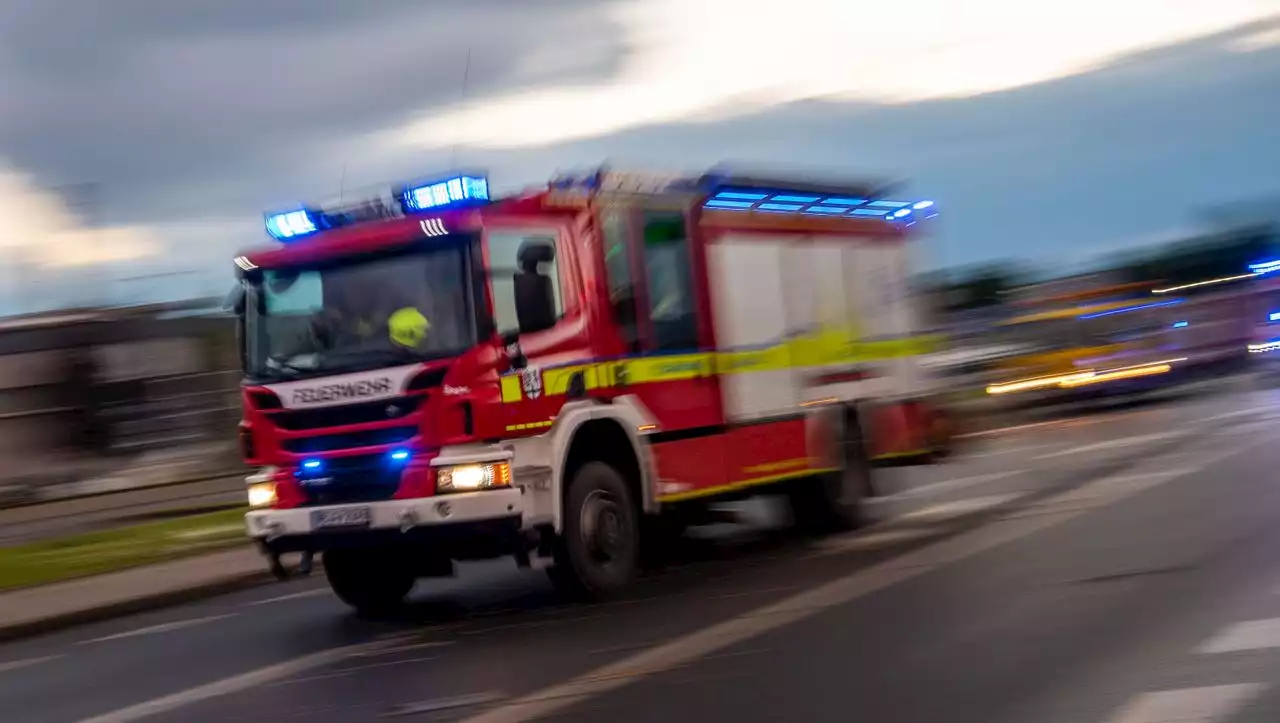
[0,507,249,591]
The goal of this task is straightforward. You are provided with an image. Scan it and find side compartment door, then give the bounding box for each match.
[602,205,726,497]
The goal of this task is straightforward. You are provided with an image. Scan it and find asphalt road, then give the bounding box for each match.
[4,383,1280,722]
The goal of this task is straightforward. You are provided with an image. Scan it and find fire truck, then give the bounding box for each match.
[230,167,946,615]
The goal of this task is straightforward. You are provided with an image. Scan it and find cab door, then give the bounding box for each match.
[599,204,723,433]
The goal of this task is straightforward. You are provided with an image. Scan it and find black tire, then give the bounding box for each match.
[789,409,874,535]
[323,548,415,618]
[547,461,641,599]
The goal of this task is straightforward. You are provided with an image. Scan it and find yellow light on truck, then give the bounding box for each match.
[986,372,1094,395]
[1057,363,1171,388]
[436,462,512,493]
[247,482,277,509]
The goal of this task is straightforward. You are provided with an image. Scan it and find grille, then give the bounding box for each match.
[295,453,404,506]
[268,395,424,430]
[283,426,417,454]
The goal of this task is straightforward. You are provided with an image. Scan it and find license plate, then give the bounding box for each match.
[311,507,371,530]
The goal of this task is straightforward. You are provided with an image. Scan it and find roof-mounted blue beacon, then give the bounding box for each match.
[398,173,490,214]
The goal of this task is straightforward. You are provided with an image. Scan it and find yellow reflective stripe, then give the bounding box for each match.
[618,353,712,384]
[505,419,554,432]
[657,467,838,503]
[543,364,601,396]
[496,333,940,403]
[500,375,523,403]
[714,345,788,373]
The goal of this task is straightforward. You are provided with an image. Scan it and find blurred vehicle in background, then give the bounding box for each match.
[981,267,1272,408]
[1246,263,1280,380]
[228,166,952,615]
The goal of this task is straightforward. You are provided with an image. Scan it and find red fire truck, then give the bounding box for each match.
[230,167,947,615]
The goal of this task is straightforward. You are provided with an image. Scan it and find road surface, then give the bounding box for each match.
[3,384,1280,722]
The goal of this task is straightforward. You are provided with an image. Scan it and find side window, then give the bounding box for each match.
[601,211,639,349]
[486,230,563,335]
[263,270,323,314]
[258,271,324,361]
[642,211,698,350]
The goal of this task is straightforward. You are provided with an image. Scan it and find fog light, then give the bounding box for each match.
[436,461,511,493]
[247,482,277,509]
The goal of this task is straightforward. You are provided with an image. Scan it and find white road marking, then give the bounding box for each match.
[874,470,1026,500]
[1198,618,1280,654]
[1036,432,1182,460]
[245,588,328,607]
[956,418,1068,439]
[892,494,1021,523]
[457,438,1253,723]
[1100,684,1265,723]
[348,640,455,657]
[73,639,401,723]
[963,445,1044,459]
[812,527,937,556]
[1195,407,1275,424]
[81,614,238,645]
[0,655,62,674]
[384,692,507,718]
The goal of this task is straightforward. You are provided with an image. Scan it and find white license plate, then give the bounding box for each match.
[311,507,371,530]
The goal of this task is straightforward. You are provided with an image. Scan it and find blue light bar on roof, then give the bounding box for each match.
[1249,259,1280,274]
[702,188,937,222]
[400,174,490,213]
[264,208,323,242]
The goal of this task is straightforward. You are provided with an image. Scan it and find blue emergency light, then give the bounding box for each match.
[262,172,492,242]
[703,188,936,221]
[399,174,490,214]
[1250,259,1280,274]
[264,208,324,242]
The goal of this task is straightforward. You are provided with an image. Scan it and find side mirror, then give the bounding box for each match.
[513,241,557,335]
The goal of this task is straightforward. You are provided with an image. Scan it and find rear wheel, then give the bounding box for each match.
[548,461,640,599]
[790,409,873,534]
[323,548,415,618]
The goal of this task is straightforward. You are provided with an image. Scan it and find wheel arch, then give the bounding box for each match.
[545,399,656,533]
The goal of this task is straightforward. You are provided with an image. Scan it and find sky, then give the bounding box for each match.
[1,0,1279,313]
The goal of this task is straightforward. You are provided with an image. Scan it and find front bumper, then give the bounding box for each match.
[246,488,526,557]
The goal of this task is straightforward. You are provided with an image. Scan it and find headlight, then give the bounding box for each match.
[436,461,512,493]
[247,482,277,509]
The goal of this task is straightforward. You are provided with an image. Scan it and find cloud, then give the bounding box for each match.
[0,1,624,213]
[0,165,160,269]
[388,0,1280,150]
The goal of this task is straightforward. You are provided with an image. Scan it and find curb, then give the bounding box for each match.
[0,569,275,644]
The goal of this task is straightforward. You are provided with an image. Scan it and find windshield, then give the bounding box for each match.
[243,240,476,380]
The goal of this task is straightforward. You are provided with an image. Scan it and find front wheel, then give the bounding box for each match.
[548,461,640,599]
[323,548,415,618]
